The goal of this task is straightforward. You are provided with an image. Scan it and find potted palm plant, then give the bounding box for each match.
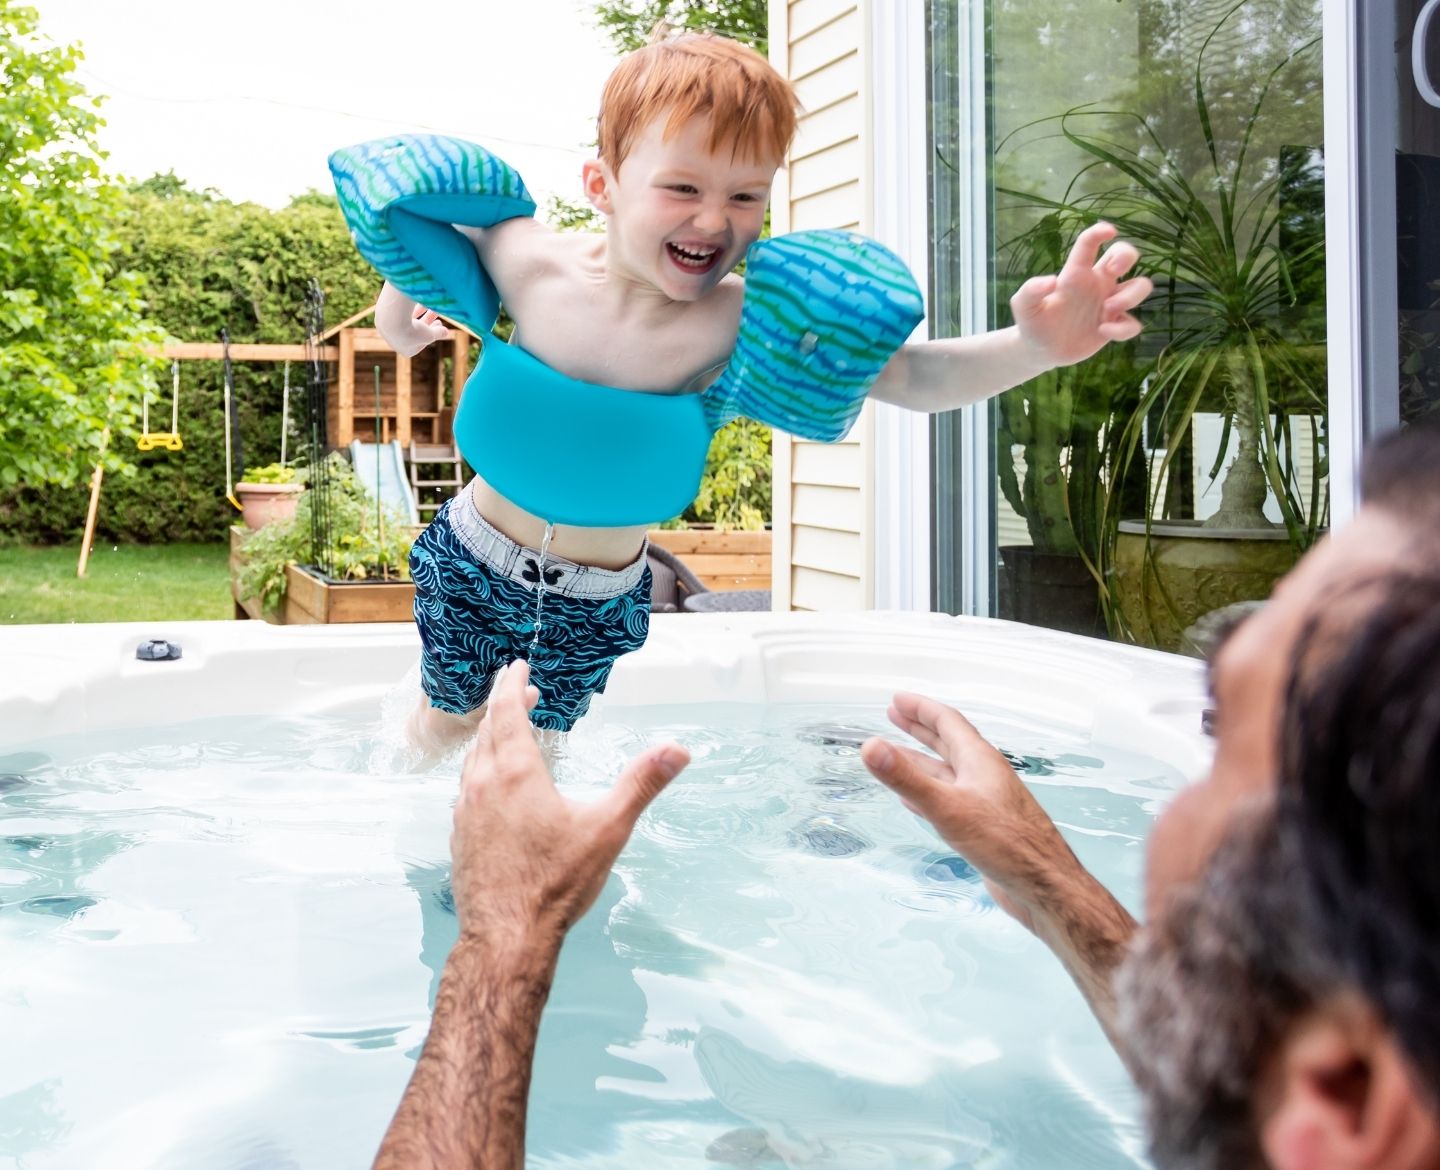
[1000,2,1327,652]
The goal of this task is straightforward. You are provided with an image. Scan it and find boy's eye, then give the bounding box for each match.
[670,184,697,194]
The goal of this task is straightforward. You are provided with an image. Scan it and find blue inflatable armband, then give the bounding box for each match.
[704,230,925,442]
[329,136,535,337]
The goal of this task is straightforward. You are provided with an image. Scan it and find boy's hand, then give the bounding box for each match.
[375,280,451,357]
[406,303,451,346]
[450,661,690,952]
[1011,222,1153,368]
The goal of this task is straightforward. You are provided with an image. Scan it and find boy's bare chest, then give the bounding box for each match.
[504,274,736,394]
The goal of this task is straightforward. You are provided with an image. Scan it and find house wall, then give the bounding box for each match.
[769,0,873,611]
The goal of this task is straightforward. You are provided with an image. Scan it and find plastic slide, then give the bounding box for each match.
[349,440,420,525]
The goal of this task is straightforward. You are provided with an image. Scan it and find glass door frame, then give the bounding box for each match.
[1324,0,1398,527]
[922,0,1374,612]
[926,0,995,617]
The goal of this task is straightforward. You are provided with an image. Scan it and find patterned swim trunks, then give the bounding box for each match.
[409,492,652,731]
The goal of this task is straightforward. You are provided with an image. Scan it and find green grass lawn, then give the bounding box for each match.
[0,542,232,624]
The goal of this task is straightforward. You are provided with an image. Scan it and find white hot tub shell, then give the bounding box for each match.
[0,613,1210,778]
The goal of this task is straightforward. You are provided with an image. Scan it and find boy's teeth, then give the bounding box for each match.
[671,243,718,264]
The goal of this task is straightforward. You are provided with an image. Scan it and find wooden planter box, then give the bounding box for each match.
[229,526,414,625]
[230,527,771,622]
[646,528,772,591]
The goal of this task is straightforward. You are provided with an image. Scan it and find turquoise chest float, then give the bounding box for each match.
[330,134,924,528]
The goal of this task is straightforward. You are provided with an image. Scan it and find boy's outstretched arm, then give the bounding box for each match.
[375,280,452,358]
[868,223,1153,413]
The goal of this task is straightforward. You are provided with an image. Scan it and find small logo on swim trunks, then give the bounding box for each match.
[522,558,565,586]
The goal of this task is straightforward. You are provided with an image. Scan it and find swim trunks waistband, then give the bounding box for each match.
[446,489,648,600]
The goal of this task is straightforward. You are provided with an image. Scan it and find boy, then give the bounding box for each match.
[375,32,1150,760]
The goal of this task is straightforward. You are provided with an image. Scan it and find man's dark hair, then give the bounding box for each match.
[1360,419,1440,528]
[1279,569,1440,1103]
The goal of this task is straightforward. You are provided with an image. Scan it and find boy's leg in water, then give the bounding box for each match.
[406,698,485,762]
[405,693,565,768]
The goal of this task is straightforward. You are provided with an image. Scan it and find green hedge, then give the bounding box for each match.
[0,176,774,544]
[0,181,376,545]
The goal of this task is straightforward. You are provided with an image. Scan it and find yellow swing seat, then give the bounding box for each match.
[137,432,184,452]
[139,360,185,453]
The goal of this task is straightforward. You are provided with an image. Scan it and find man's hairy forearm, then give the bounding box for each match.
[373,935,561,1170]
[1027,869,1138,1058]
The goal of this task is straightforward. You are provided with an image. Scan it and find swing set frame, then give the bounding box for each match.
[75,335,339,579]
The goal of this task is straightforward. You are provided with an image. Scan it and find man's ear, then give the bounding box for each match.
[1261,998,1440,1170]
[581,159,614,215]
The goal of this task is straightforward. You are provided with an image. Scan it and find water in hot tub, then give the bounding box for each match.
[0,699,1178,1169]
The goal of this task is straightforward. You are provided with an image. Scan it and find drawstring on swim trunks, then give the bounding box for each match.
[529,522,556,657]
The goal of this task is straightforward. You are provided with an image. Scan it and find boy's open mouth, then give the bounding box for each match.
[666,242,722,275]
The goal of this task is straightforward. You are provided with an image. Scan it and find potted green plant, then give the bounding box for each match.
[235,454,413,620]
[1000,4,1327,652]
[235,462,305,530]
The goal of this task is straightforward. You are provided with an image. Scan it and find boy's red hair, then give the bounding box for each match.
[597,33,800,169]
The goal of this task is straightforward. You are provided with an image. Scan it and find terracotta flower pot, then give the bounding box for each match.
[236,482,303,530]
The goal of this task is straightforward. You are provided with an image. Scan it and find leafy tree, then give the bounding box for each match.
[0,1,163,491]
[593,0,768,54]
[542,194,601,233]
[0,179,379,543]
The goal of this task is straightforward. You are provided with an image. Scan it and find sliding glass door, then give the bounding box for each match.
[929,0,1329,654]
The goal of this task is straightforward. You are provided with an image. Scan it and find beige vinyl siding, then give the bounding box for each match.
[770,0,869,611]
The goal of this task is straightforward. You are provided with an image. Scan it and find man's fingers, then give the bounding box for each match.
[887,703,944,754]
[1060,222,1117,278]
[861,736,949,816]
[891,691,996,764]
[605,743,689,827]
[869,737,949,783]
[487,661,542,778]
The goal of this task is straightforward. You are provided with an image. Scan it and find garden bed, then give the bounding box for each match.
[229,526,413,625]
[230,526,771,623]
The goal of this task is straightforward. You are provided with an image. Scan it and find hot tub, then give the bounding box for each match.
[0,613,1206,1168]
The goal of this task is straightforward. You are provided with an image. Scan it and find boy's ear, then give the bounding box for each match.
[1260,998,1440,1170]
[581,159,614,215]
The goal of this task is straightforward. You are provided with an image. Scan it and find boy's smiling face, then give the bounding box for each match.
[585,114,778,301]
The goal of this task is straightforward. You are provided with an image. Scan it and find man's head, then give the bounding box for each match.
[582,33,799,301]
[1118,564,1440,1170]
[1142,424,1440,918]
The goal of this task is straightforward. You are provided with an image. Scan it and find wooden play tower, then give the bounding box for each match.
[313,305,478,447]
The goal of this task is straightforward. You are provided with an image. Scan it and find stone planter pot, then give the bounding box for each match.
[1113,519,1300,655]
[235,482,303,530]
[997,547,1106,638]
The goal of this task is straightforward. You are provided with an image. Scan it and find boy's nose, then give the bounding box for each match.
[691,202,729,234]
